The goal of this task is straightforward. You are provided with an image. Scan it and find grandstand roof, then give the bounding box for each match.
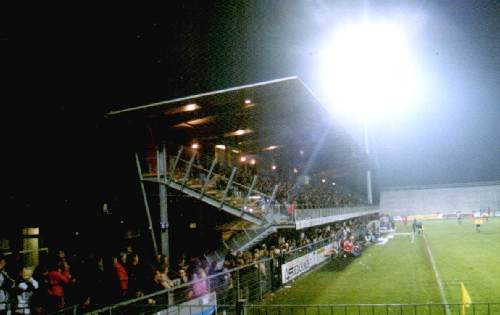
[106,76,366,164]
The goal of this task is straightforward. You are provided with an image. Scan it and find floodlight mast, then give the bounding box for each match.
[364,121,373,205]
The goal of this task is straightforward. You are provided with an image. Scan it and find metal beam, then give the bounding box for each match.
[243,175,258,208]
[135,153,158,256]
[168,147,183,185]
[180,151,197,191]
[200,157,217,197]
[220,167,237,209]
[158,144,170,260]
[144,176,263,225]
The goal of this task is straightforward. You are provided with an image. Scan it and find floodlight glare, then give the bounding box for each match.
[319,21,422,120]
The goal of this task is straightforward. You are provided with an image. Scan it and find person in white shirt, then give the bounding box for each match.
[0,254,15,315]
[16,268,39,315]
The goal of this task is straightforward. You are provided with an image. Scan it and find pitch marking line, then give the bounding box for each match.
[423,233,451,315]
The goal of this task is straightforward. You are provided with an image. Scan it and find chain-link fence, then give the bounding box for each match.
[243,303,500,315]
[49,302,500,315]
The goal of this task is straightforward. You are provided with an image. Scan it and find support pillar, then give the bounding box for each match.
[158,144,170,261]
[135,153,158,256]
[22,227,39,268]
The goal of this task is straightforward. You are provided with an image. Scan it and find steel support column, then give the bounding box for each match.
[158,144,170,260]
[364,123,373,205]
[135,153,158,256]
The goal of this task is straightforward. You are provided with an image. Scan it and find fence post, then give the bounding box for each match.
[237,269,241,300]
[236,299,246,315]
[258,264,263,301]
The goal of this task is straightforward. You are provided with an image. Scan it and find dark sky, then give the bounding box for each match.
[3,1,500,226]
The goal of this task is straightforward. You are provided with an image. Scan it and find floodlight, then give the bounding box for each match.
[319,21,423,120]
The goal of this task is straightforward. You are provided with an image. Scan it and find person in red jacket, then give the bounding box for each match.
[113,256,128,298]
[47,261,71,311]
[342,239,354,256]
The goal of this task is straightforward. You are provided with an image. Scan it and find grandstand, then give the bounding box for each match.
[105,76,379,264]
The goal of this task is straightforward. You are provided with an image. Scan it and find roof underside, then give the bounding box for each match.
[106,77,366,164]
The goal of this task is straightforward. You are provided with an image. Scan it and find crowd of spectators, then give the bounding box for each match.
[0,216,378,314]
[225,165,366,209]
[168,150,368,214]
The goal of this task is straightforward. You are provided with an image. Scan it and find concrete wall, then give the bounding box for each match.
[380,182,500,215]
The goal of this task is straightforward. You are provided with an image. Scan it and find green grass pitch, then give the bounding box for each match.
[262,218,500,308]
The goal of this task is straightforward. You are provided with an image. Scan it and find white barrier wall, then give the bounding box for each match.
[380,182,500,215]
[281,243,333,284]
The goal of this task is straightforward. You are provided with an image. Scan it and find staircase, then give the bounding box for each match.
[206,223,279,263]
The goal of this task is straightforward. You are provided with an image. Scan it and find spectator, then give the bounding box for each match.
[15,267,38,315]
[178,269,189,285]
[126,253,146,298]
[189,262,208,298]
[112,255,128,298]
[47,261,72,311]
[157,264,174,289]
[0,254,14,315]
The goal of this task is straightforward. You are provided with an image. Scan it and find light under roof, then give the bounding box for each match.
[224,129,253,137]
[263,145,282,151]
[184,103,199,111]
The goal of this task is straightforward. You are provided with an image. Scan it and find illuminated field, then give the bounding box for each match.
[262,218,500,308]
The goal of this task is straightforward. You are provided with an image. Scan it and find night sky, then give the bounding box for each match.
[3,1,500,230]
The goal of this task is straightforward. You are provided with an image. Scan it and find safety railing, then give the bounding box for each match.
[280,225,366,264]
[139,146,377,227]
[294,206,379,222]
[66,259,274,315]
[225,225,275,254]
[42,230,386,315]
[68,235,345,315]
[243,303,500,315]
[43,303,500,315]
[13,300,500,315]
[140,147,281,222]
